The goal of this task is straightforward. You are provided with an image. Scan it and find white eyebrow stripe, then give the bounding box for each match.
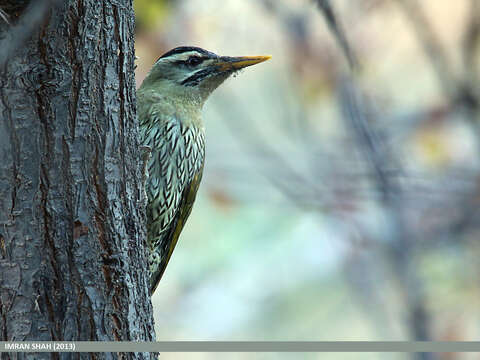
[165,51,209,62]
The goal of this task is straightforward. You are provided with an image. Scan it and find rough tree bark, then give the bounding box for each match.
[0,0,155,356]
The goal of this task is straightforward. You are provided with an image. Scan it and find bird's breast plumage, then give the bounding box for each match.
[143,116,205,234]
[139,97,205,292]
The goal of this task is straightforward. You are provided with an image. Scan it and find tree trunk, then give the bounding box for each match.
[0,0,155,354]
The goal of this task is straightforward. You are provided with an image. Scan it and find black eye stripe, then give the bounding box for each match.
[173,56,207,66]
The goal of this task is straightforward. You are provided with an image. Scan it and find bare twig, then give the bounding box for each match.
[338,77,435,356]
[461,0,480,105]
[463,0,480,76]
[314,0,358,70]
[338,78,397,200]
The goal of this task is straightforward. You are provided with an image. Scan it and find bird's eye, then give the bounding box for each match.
[187,56,202,66]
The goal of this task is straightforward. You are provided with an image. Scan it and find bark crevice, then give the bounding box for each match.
[0,0,155,353]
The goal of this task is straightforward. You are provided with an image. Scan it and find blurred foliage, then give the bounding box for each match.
[134,1,480,359]
[134,0,170,31]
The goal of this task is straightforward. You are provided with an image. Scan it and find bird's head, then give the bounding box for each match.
[140,46,271,104]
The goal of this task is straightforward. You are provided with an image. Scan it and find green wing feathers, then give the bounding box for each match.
[148,166,203,294]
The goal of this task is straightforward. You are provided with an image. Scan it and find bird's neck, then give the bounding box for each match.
[138,85,205,129]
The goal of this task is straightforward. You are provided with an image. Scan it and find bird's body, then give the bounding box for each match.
[138,47,270,294]
[138,85,205,292]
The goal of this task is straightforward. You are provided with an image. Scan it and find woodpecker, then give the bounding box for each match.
[137,46,270,294]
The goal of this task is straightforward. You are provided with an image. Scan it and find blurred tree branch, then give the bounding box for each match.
[207,0,480,347]
[395,0,480,111]
[393,0,457,101]
[314,0,358,70]
[238,0,480,352]
[462,0,480,105]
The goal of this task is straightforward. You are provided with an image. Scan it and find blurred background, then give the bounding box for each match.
[134,0,480,359]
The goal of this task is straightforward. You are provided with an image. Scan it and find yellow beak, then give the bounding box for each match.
[216,55,271,71]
